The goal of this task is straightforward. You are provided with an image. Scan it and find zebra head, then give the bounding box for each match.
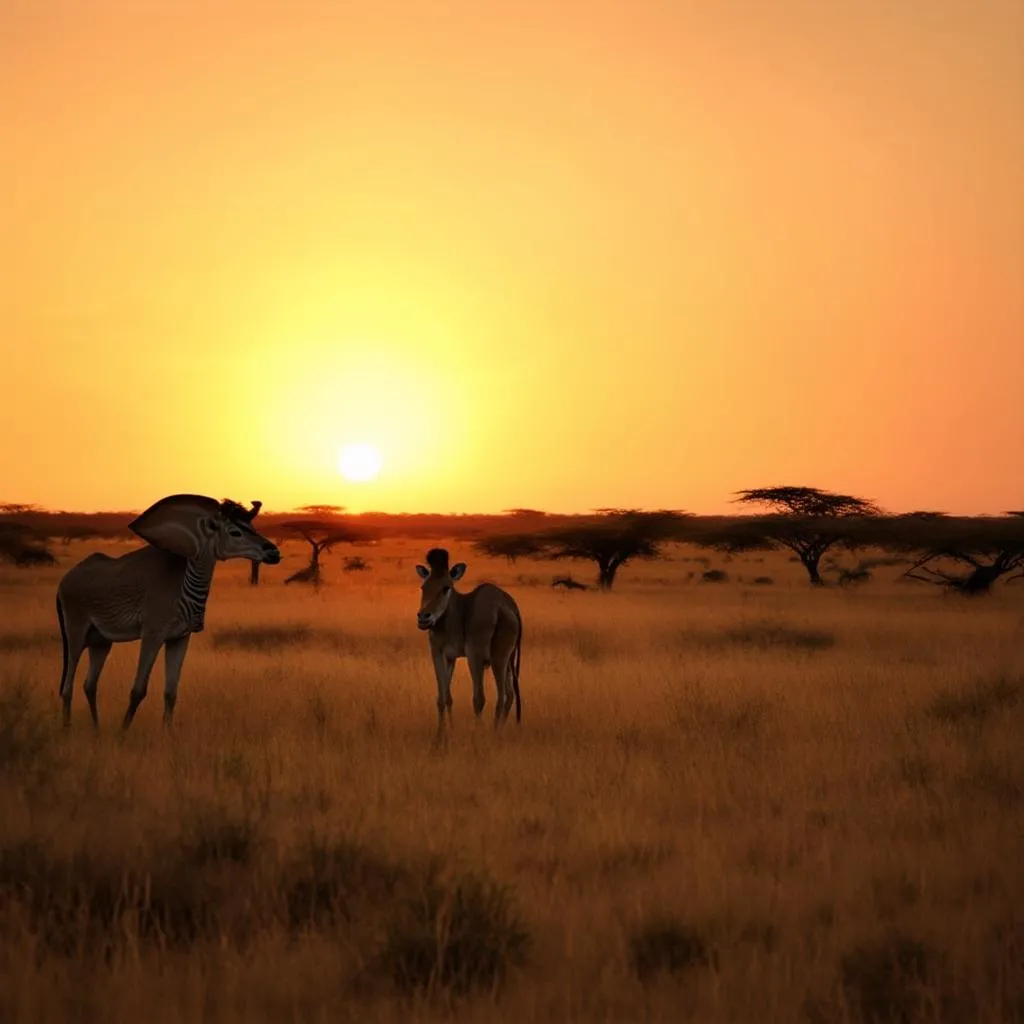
[129,495,281,565]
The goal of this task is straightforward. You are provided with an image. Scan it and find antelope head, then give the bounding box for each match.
[415,547,466,630]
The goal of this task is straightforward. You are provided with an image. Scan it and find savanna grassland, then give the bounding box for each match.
[1,539,1022,1023]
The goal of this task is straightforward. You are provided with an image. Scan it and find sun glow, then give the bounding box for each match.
[338,442,383,483]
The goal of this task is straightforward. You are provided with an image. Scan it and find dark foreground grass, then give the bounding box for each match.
[0,828,530,1001]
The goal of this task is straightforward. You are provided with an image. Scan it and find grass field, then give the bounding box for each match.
[1,539,1022,1022]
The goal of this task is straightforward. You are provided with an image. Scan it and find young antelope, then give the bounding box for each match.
[415,548,522,733]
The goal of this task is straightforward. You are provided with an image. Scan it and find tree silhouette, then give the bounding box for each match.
[705,486,882,585]
[552,575,588,591]
[295,504,346,517]
[474,533,549,564]
[0,520,57,568]
[282,520,363,587]
[476,509,687,589]
[886,513,1024,595]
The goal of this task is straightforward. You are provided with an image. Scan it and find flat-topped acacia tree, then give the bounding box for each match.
[0,507,58,567]
[889,511,1024,595]
[476,509,689,589]
[281,519,364,587]
[702,486,883,586]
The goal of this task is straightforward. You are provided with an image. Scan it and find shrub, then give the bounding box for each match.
[377,870,530,997]
[181,817,259,867]
[723,620,835,651]
[213,625,313,650]
[925,678,1019,727]
[840,932,947,1023]
[283,837,411,930]
[629,918,711,981]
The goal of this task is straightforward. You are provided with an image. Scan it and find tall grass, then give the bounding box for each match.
[0,541,1020,1022]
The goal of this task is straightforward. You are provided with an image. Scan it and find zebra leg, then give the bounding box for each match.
[162,635,191,726]
[60,628,88,728]
[82,639,112,729]
[122,634,163,730]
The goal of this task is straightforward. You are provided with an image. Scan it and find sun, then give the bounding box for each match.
[337,442,383,482]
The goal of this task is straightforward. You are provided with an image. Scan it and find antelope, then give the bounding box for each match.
[56,495,281,730]
[415,547,522,734]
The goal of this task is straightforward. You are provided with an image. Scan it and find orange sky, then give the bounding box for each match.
[2,0,1022,515]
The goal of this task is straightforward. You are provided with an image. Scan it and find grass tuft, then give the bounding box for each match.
[213,624,314,650]
[283,837,412,930]
[723,620,835,650]
[839,932,947,1023]
[925,677,1020,727]
[0,678,57,786]
[0,629,53,653]
[629,918,712,982]
[376,870,530,997]
[181,816,260,867]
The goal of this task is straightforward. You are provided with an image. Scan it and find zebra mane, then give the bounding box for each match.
[425,547,450,573]
[220,499,261,523]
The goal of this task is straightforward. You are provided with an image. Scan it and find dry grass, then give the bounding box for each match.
[0,540,1022,1022]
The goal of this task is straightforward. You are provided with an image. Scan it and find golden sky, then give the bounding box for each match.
[2,0,1022,514]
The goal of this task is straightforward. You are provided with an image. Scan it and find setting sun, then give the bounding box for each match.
[338,443,383,483]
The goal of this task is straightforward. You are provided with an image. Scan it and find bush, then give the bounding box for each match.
[213,625,313,651]
[701,569,729,583]
[925,678,1019,727]
[840,933,946,1023]
[629,918,711,981]
[0,839,226,954]
[723,621,835,651]
[283,837,411,930]
[377,870,530,997]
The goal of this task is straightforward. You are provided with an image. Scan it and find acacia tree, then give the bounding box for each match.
[704,486,883,585]
[0,521,57,567]
[474,533,549,564]
[281,520,363,586]
[475,509,688,590]
[886,512,1024,595]
[295,504,346,517]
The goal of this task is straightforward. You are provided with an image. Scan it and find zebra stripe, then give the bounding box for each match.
[176,554,215,633]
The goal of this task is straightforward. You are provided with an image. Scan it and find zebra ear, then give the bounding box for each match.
[450,563,467,581]
[415,564,430,580]
[129,494,222,559]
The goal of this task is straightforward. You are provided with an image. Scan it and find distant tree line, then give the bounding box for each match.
[475,487,1024,595]
[3,488,1023,596]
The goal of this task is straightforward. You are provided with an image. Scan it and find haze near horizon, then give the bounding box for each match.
[2,0,1021,515]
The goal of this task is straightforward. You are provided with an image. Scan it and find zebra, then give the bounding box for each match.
[56,494,280,729]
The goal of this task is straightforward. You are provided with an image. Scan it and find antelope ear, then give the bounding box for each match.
[415,564,430,580]
[450,563,467,581]
[129,494,223,559]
